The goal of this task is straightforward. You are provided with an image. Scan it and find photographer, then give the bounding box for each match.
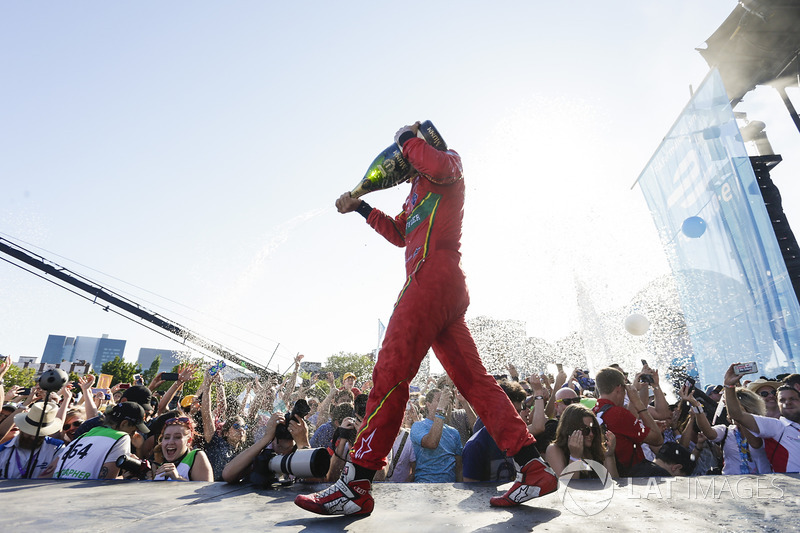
[54,402,149,480]
[222,410,310,483]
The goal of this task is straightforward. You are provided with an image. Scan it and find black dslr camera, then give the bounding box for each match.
[274,399,311,441]
[116,454,152,480]
[332,425,357,444]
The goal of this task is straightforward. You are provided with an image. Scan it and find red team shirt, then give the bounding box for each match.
[754,415,800,473]
[594,398,650,471]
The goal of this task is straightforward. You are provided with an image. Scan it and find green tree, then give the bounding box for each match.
[4,365,36,388]
[141,355,162,386]
[321,352,375,386]
[100,356,142,386]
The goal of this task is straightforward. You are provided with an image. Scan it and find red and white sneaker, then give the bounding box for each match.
[294,462,374,516]
[489,457,557,507]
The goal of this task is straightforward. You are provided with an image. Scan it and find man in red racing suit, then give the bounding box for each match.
[295,122,557,516]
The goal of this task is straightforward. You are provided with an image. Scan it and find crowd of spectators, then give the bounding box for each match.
[2,353,800,491]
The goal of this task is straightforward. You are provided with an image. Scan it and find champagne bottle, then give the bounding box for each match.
[417,119,447,151]
[349,120,447,199]
[350,143,414,199]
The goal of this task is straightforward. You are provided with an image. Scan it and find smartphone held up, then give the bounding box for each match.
[733,362,759,376]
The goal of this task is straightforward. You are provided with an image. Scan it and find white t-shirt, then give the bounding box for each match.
[0,435,63,479]
[711,424,771,475]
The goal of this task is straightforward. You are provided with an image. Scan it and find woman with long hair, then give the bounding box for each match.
[545,403,618,479]
[153,416,213,481]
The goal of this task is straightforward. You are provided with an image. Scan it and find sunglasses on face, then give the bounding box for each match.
[580,425,595,436]
[64,420,84,429]
[231,422,248,430]
[557,398,581,406]
[759,390,777,398]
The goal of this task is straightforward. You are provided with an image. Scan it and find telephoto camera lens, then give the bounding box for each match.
[252,448,331,487]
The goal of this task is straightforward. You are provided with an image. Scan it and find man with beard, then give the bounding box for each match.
[0,401,64,478]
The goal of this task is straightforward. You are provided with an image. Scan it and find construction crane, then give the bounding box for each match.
[0,236,274,376]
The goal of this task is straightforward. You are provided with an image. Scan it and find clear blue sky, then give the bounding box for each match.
[2,2,798,373]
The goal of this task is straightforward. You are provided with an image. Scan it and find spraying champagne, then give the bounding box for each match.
[349,120,447,199]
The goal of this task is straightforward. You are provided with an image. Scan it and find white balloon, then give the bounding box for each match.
[624,313,650,336]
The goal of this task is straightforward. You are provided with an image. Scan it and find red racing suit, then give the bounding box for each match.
[350,136,535,471]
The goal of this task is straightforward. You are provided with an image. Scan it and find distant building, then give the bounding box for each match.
[41,335,76,365]
[137,348,183,374]
[41,333,126,369]
[17,358,94,377]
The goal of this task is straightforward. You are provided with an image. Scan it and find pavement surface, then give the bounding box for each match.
[0,473,797,532]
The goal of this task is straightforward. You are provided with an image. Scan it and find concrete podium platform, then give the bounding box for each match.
[0,474,796,532]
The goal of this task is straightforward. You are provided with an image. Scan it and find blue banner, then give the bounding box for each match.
[636,69,800,386]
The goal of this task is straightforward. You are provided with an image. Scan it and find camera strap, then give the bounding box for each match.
[387,430,409,479]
